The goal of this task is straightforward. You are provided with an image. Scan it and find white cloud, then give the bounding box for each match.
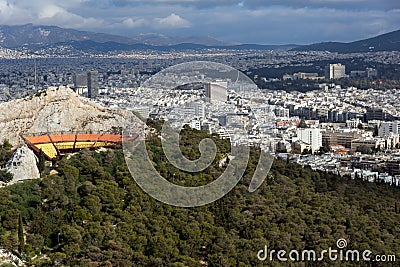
[38,4,65,19]
[154,13,191,28]
[0,0,33,24]
[122,18,147,28]
[0,1,105,29]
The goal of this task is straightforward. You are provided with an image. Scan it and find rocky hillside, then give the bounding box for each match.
[0,86,141,148]
[3,145,40,185]
[0,24,138,48]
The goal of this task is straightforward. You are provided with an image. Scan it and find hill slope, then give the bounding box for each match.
[0,24,298,51]
[0,24,139,48]
[57,40,298,52]
[0,127,398,266]
[0,86,141,147]
[292,29,400,52]
[133,33,233,46]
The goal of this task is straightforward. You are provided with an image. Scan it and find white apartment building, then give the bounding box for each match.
[378,121,400,136]
[274,106,290,118]
[325,63,346,79]
[296,128,322,153]
[346,119,361,128]
[205,82,228,102]
[189,119,202,130]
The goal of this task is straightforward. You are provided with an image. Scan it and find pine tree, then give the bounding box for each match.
[299,118,307,128]
[18,213,24,254]
[38,149,46,174]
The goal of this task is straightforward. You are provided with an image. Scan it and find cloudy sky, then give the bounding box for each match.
[0,0,399,44]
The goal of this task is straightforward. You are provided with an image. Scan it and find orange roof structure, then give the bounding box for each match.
[275,119,300,127]
[330,144,349,155]
[22,132,137,160]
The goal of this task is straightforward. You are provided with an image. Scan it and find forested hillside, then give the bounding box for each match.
[0,127,399,266]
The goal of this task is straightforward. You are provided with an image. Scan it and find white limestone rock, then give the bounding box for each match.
[0,248,25,266]
[0,86,143,148]
[4,145,40,183]
[0,248,26,267]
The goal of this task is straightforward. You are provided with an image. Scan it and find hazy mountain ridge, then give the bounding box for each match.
[0,24,299,51]
[0,24,398,52]
[0,24,234,48]
[134,33,234,46]
[292,29,400,52]
[44,40,299,52]
[0,24,139,48]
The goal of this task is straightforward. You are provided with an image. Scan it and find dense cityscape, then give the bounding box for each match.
[1,47,399,187]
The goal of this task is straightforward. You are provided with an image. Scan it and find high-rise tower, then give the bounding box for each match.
[87,71,99,98]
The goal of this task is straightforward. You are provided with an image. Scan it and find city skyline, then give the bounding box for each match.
[0,0,398,44]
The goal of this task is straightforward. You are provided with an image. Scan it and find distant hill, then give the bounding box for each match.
[0,24,299,52]
[292,29,400,53]
[133,33,233,46]
[0,24,139,48]
[0,24,398,53]
[49,40,298,52]
[0,24,234,48]
[225,43,299,50]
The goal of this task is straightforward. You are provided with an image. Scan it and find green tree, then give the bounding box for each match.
[0,170,13,183]
[2,139,12,150]
[298,118,307,128]
[0,140,13,166]
[356,145,373,154]
[0,127,399,267]
[38,149,46,174]
[18,213,24,254]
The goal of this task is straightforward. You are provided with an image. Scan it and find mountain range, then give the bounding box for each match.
[292,29,400,53]
[134,33,234,46]
[0,24,399,52]
[0,24,238,48]
[0,24,138,47]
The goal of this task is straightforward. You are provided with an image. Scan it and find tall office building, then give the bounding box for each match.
[73,72,87,88]
[73,72,88,95]
[87,71,99,98]
[325,63,346,79]
[205,82,228,102]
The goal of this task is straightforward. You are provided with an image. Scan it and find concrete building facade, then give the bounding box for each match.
[87,71,99,98]
[325,63,346,79]
[296,128,322,153]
